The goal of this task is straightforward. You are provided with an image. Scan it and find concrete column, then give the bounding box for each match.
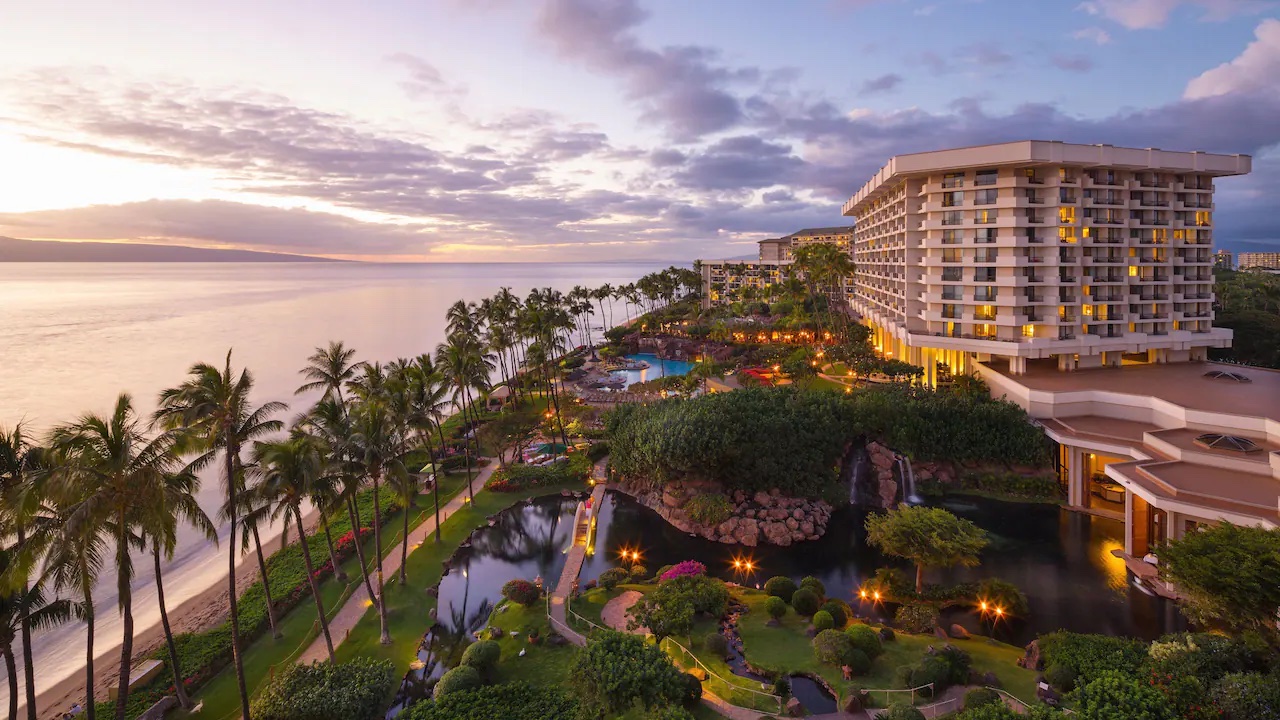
[1057,354,1076,372]
[1165,510,1181,541]
[1124,489,1136,556]
[1067,446,1084,508]
[1008,356,1027,374]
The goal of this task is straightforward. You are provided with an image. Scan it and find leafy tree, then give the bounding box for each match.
[0,548,72,720]
[1212,672,1280,720]
[1037,632,1147,687]
[1071,670,1176,720]
[569,631,685,718]
[400,682,577,720]
[963,687,1001,710]
[882,703,925,720]
[820,600,848,628]
[1159,522,1280,642]
[813,629,857,666]
[764,596,787,621]
[894,604,939,634]
[629,575,728,641]
[799,576,825,598]
[502,579,540,607]
[598,567,630,591]
[865,506,989,593]
[764,576,798,603]
[976,578,1029,617]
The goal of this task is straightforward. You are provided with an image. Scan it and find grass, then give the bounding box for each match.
[569,585,625,630]
[488,600,578,687]
[735,589,1038,708]
[179,487,470,720]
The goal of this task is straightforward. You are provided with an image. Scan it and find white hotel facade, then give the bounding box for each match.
[835,141,1277,558]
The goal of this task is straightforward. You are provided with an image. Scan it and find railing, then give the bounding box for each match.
[662,637,784,714]
[864,683,936,710]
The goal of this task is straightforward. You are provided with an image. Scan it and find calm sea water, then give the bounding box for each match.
[0,261,669,710]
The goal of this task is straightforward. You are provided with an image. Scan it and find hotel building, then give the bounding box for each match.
[700,226,854,309]
[844,141,1275,557]
[1238,251,1280,270]
[1213,249,1234,270]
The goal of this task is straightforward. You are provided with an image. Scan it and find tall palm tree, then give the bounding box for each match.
[155,352,284,720]
[229,473,282,640]
[143,470,215,711]
[0,548,71,720]
[49,394,179,720]
[0,425,47,720]
[406,355,451,544]
[434,335,493,503]
[347,382,403,645]
[252,433,336,661]
[594,284,615,335]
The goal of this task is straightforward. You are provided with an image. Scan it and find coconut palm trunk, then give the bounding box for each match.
[345,497,379,613]
[320,513,346,582]
[4,644,17,720]
[223,442,251,720]
[398,494,411,585]
[432,423,447,543]
[371,470,391,645]
[249,524,280,639]
[292,506,335,662]
[153,545,192,709]
[17,526,35,720]
[112,520,135,720]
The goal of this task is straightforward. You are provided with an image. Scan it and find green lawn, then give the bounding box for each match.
[179,487,471,720]
[489,600,578,687]
[569,585,625,630]
[735,589,1037,708]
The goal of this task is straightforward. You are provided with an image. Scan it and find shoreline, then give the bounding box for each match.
[31,507,319,720]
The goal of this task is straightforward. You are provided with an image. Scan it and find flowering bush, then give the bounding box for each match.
[503,579,541,606]
[660,560,706,581]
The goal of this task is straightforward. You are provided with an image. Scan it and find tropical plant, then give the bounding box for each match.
[502,579,540,607]
[0,548,72,720]
[790,588,820,616]
[155,350,286,720]
[1159,522,1280,642]
[1071,670,1177,720]
[569,631,686,718]
[865,506,988,593]
[251,658,395,720]
[598,567,629,591]
[400,682,577,720]
[812,629,857,666]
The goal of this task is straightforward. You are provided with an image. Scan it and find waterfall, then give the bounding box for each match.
[895,455,921,505]
[844,444,870,505]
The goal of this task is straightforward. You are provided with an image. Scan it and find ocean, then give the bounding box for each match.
[0,260,673,710]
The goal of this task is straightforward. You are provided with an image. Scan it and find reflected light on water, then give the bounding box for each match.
[1098,539,1128,590]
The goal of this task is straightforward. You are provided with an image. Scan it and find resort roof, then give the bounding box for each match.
[784,226,854,238]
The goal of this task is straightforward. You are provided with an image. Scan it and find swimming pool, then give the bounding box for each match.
[620,353,693,388]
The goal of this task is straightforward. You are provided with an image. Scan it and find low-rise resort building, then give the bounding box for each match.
[701,140,1276,563]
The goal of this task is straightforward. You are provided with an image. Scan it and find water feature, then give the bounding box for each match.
[789,675,838,715]
[894,454,922,505]
[845,443,870,505]
[619,352,694,388]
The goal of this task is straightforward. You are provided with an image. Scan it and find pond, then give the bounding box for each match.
[620,352,693,388]
[389,489,1183,714]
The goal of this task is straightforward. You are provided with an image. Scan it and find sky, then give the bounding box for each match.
[1,0,1279,262]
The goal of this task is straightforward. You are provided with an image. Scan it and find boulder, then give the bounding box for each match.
[791,530,806,542]
[763,521,793,546]
[792,508,805,520]
[769,507,789,521]
[732,490,746,504]
[716,517,740,536]
[785,697,803,717]
[871,452,894,469]
[734,518,760,546]
[877,475,898,508]
[1019,639,1044,670]
[744,509,756,519]
[950,624,971,640]
[753,491,772,507]
[785,517,799,531]
[769,487,781,497]
[662,488,683,508]
[800,521,814,535]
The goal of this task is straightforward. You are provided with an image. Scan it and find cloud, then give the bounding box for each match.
[916,45,1013,75]
[1077,0,1275,29]
[913,4,938,16]
[386,53,468,101]
[1051,54,1095,72]
[860,73,904,94]
[532,0,751,141]
[1072,26,1113,44]
[1184,18,1280,99]
[670,135,805,192]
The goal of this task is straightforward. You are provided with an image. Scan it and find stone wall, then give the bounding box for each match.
[137,696,178,720]
[614,479,832,546]
[863,440,956,509]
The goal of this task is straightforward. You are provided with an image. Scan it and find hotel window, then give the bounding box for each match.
[974,286,997,301]
[942,229,961,244]
[942,210,963,226]
[1059,167,1077,183]
[1081,226,1091,238]
[942,249,962,263]
[1195,211,1211,226]
[974,268,996,282]
[976,228,996,243]
[1022,324,1035,338]
[1059,188,1077,203]
[1059,206,1076,224]
[1173,229,1185,240]
[943,268,962,282]
[975,169,999,186]
[942,285,962,300]
[1129,265,1138,277]
[942,304,960,319]
[975,323,996,338]
[1024,168,1044,184]
[975,305,997,321]
[942,191,964,207]
[975,189,998,205]
[942,172,964,188]
[1058,227,1076,243]
[974,209,997,224]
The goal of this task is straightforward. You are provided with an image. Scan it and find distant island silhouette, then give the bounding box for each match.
[0,236,339,262]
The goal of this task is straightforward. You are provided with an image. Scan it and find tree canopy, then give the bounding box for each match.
[569,631,687,718]
[865,506,989,593]
[1159,522,1280,643]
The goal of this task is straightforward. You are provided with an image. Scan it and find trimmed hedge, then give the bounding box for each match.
[958,471,1062,501]
[434,666,481,700]
[764,576,798,603]
[251,658,395,720]
[401,682,577,720]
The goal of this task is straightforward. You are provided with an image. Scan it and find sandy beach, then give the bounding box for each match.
[32,509,319,720]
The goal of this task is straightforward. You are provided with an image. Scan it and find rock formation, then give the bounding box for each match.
[614,479,832,546]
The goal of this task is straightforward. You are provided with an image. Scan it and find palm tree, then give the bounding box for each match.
[406,355,450,544]
[49,394,179,720]
[155,352,284,720]
[594,284,615,335]
[0,425,48,720]
[252,433,336,661]
[230,472,282,640]
[0,549,72,720]
[435,335,493,503]
[143,470,215,710]
[296,341,359,403]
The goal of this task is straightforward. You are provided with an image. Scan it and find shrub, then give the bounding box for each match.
[586,442,610,462]
[845,648,872,676]
[977,578,1030,617]
[1037,632,1147,686]
[846,625,883,659]
[681,672,703,706]
[1044,663,1078,692]
[651,565,674,583]
[820,600,848,628]
[882,703,926,720]
[1072,670,1176,720]
[963,687,1001,710]
[800,576,826,598]
[569,631,686,717]
[460,640,501,676]
[630,565,649,580]
[660,560,707,581]
[812,610,834,631]
[599,567,630,591]
[502,579,541,606]
[434,666,482,700]
[1212,672,1280,720]
[400,682,577,720]
[813,629,857,666]
[489,454,591,492]
[1147,633,1253,682]
[894,603,939,634]
[958,471,1062,501]
[791,588,820,616]
[764,576,797,603]
[684,494,733,526]
[936,644,972,685]
[906,656,951,696]
[764,596,788,621]
[629,575,729,640]
[647,708,696,720]
[251,658,395,720]
[703,632,728,656]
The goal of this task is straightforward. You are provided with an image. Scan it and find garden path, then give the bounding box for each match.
[296,461,499,664]
[600,590,645,633]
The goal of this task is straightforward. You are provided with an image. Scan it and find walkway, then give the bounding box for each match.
[297,461,498,663]
[547,481,607,646]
